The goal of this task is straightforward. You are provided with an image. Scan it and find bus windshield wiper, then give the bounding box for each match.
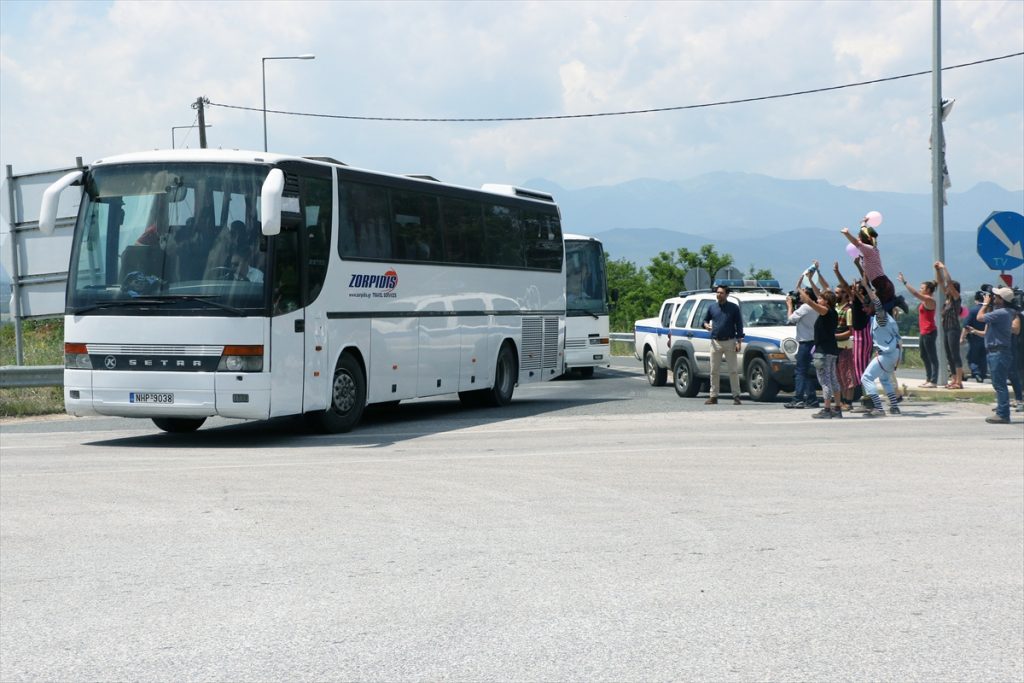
[72,295,247,316]
[149,295,247,316]
[71,298,166,314]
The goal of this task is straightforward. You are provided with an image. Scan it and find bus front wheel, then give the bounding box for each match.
[152,417,206,433]
[314,353,366,433]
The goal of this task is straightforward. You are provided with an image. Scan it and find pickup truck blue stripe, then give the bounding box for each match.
[636,325,783,347]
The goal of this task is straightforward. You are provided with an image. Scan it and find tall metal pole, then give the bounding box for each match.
[261,55,314,153]
[262,58,268,153]
[931,0,948,385]
[5,164,24,364]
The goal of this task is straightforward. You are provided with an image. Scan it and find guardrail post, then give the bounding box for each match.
[5,164,24,365]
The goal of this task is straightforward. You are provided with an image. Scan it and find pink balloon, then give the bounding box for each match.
[864,210,883,228]
[845,243,860,260]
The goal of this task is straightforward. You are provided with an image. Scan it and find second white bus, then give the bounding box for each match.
[563,233,610,377]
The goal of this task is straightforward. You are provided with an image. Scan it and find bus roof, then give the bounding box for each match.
[88,149,557,205]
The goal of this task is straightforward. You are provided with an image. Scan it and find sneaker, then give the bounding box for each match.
[847,404,865,413]
[889,406,901,416]
[863,408,886,417]
[1017,404,1024,413]
[986,415,1010,424]
[811,408,833,419]
[733,397,742,405]
[805,401,820,409]
[831,409,843,419]
[704,397,718,405]
[784,400,806,409]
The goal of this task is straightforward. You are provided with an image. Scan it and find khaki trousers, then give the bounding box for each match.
[710,338,741,398]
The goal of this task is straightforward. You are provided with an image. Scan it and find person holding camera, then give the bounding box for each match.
[784,270,820,409]
[962,290,989,383]
[976,287,1021,424]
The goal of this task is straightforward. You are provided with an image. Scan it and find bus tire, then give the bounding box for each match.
[152,417,205,433]
[314,353,366,433]
[745,357,780,402]
[644,348,667,386]
[460,342,517,408]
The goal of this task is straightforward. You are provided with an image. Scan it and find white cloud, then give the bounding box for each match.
[1,0,1021,194]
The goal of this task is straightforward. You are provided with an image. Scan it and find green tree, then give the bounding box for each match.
[604,244,736,332]
[747,265,774,280]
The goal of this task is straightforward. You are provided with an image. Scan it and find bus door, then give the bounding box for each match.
[269,225,305,417]
[268,168,334,418]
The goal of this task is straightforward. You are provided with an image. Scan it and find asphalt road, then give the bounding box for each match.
[1,358,1022,682]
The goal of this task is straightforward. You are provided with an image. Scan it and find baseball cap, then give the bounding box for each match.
[993,286,1014,303]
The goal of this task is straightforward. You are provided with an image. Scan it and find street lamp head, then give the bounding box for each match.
[297,54,315,60]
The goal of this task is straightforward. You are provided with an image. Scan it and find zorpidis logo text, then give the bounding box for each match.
[348,269,398,299]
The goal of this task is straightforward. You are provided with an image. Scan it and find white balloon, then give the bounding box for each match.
[864,210,883,228]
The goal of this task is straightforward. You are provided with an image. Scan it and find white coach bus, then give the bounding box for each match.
[563,233,609,377]
[39,149,565,433]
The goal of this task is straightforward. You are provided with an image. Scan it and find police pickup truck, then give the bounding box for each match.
[632,279,798,401]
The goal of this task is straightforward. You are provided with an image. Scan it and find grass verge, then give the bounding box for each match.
[1,319,66,418]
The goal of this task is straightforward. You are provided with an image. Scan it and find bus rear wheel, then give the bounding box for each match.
[313,353,366,433]
[459,343,517,408]
[152,417,206,433]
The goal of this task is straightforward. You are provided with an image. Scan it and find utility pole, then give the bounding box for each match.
[931,0,948,386]
[192,97,210,149]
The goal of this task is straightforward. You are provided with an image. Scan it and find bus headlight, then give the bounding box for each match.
[64,342,92,369]
[218,345,264,372]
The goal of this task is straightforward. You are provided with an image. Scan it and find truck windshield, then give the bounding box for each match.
[740,300,790,327]
[66,162,270,315]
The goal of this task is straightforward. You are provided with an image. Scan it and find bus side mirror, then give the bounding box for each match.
[260,168,284,236]
[38,170,83,235]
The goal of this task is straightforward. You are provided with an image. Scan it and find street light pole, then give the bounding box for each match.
[262,54,315,152]
[171,124,213,149]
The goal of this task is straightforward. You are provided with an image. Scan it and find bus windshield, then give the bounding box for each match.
[565,238,608,317]
[66,162,270,314]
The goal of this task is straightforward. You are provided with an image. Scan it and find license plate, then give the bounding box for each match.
[130,392,174,404]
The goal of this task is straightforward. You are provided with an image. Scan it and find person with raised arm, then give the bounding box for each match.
[897,272,938,388]
[802,263,842,418]
[859,277,903,417]
[934,261,964,389]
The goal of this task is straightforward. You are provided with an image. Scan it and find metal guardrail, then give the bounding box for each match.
[0,365,63,388]
[0,335,923,388]
[610,332,922,349]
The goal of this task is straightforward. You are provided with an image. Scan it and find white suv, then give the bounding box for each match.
[633,280,799,401]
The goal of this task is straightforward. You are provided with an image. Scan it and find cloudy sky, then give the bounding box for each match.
[1,0,1022,195]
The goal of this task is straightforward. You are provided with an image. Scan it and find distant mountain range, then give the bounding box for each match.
[529,172,1024,292]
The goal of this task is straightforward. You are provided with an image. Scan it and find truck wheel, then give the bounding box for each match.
[673,356,701,397]
[644,348,667,387]
[745,357,780,402]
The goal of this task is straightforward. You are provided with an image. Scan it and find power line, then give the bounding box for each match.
[207,52,1022,123]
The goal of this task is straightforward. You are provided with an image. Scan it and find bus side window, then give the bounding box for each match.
[302,176,332,304]
[339,180,391,260]
[440,197,484,265]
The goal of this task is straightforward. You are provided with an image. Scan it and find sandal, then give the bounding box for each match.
[945,383,963,390]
